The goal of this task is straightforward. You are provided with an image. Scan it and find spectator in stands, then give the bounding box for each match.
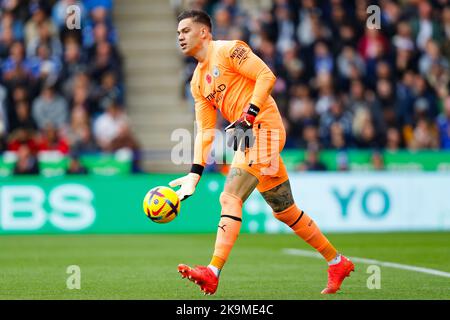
[328,122,348,150]
[0,10,24,42]
[66,153,88,174]
[313,41,334,76]
[93,70,123,110]
[1,1,29,21]
[386,126,402,152]
[0,92,7,152]
[290,97,319,147]
[32,82,69,130]
[2,41,32,85]
[414,74,439,117]
[13,144,39,175]
[427,60,450,102]
[93,98,140,170]
[371,150,385,171]
[24,2,57,46]
[347,80,384,129]
[442,6,450,61]
[281,44,305,88]
[26,18,63,59]
[298,145,327,172]
[71,124,100,155]
[374,78,396,126]
[7,128,38,154]
[357,28,389,63]
[272,2,296,54]
[70,79,96,115]
[0,24,16,60]
[419,40,449,77]
[93,98,129,152]
[410,1,443,51]
[408,118,439,150]
[12,84,30,103]
[8,100,37,133]
[337,45,365,88]
[88,40,122,84]
[392,21,416,76]
[314,72,335,115]
[300,122,321,150]
[212,5,232,40]
[37,123,70,154]
[86,22,120,61]
[60,38,87,85]
[296,0,321,47]
[319,98,353,148]
[66,106,95,153]
[336,150,349,171]
[437,96,450,149]
[62,71,95,105]
[82,0,116,48]
[396,70,415,125]
[28,43,61,82]
[84,0,113,23]
[352,108,382,149]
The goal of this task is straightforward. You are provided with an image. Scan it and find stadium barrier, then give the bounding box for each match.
[0,173,449,234]
[281,149,450,171]
[1,150,450,177]
[0,151,132,177]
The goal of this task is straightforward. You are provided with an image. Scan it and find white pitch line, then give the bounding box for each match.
[283,248,450,279]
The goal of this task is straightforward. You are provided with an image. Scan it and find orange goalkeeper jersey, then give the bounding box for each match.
[191,40,284,166]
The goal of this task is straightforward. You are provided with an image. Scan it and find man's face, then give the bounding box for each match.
[177,18,206,56]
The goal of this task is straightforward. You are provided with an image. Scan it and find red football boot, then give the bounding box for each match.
[321,255,355,294]
[178,264,219,295]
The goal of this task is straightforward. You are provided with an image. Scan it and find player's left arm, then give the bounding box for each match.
[222,40,277,150]
[226,40,276,110]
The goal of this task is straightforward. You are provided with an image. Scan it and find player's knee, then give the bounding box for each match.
[272,203,298,226]
[219,192,243,211]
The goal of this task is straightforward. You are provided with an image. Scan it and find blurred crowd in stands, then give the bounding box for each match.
[176,0,450,170]
[0,0,140,175]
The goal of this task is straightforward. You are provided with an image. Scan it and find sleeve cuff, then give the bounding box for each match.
[190,164,204,176]
[247,104,260,117]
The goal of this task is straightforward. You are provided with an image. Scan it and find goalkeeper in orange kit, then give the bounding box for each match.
[170,10,354,295]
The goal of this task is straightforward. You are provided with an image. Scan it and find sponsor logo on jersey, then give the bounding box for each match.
[205,84,226,103]
[230,45,249,65]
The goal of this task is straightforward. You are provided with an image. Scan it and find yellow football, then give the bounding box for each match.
[143,186,181,223]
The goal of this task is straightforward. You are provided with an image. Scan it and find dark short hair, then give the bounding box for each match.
[177,10,212,32]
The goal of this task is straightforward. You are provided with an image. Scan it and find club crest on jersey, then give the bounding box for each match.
[212,66,220,78]
[206,74,212,84]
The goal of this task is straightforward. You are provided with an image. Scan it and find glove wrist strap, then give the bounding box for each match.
[190,164,204,176]
[246,104,260,117]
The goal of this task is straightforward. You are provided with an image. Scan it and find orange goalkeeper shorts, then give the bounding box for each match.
[230,104,288,193]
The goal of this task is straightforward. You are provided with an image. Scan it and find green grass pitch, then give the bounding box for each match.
[1,232,449,299]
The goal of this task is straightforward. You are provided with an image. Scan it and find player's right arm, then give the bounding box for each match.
[169,80,217,201]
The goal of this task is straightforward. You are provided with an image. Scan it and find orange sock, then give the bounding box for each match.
[273,204,337,261]
[209,192,243,270]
